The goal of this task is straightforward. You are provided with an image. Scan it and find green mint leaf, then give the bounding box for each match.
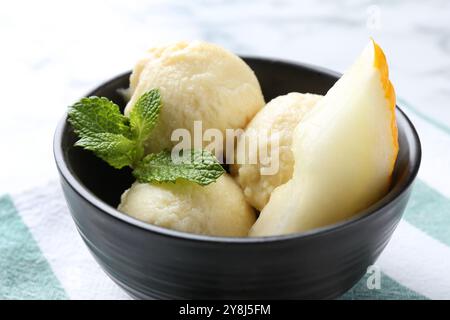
[128,89,162,164]
[68,97,135,168]
[75,133,137,169]
[133,149,225,186]
[68,97,130,137]
[129,88,162,144]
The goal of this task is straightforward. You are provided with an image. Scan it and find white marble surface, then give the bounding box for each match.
[0,0,449,194]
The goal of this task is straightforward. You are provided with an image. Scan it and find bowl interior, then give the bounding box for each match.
[58,57,421,236]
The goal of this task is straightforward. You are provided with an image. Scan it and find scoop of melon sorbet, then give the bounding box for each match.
[125,41,265,155]
[231,92,322,211]
[118,174,256,237]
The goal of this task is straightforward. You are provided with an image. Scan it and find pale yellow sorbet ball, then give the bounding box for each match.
[125,41,265,154]
[118,174,256,237]
[231,93,322,211]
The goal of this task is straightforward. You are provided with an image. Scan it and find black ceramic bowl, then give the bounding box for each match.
[54,57,421,299]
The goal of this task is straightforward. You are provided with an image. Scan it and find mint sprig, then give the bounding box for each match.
[68,88,224,185]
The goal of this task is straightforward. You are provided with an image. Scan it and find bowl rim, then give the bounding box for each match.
[53,56,422,244]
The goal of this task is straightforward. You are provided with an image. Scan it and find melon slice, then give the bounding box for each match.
[249,40,398,236]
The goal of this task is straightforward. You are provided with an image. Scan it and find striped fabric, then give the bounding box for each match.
[0,100,449,300]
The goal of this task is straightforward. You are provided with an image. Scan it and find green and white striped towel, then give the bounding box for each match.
[0,100,449,300]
